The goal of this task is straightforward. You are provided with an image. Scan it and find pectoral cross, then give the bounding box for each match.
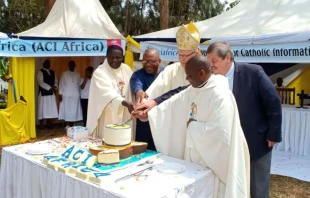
[190,102,197,120]
[118,81,126,97]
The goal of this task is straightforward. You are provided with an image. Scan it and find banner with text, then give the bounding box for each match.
[140,41,310,63]
[0,39,125,57]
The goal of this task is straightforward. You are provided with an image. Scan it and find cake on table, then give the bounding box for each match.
[89,123,148,163]
[98,149,120,164]
[131,142,148,154]
[47,158,69,170]
[39,123,158,183]
[104,124,132,146]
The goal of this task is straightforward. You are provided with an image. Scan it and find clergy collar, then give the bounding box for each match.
[198,80,208,88]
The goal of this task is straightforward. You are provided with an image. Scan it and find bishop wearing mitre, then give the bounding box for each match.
[146,53,250,197]
[144,22,201,100]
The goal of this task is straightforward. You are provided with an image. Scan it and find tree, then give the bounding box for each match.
[160,0,169,30]
[0,0,227,37]
[0,57,9,81]
[0,0,45,33]
[226,0,241,11]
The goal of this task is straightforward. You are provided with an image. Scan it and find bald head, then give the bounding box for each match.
[144,48,159,56]
[185,55,211,88]
[142,48,161,75]
[186,55,211,73]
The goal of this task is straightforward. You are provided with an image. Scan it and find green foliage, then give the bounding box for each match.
[0,0,226,37]
[0,102,7,109]
[226,0,241,11]
[101,0,226,36]
[0,0,45,33]
[0,57,9,80]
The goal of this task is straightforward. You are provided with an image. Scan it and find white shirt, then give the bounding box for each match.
[225,62,235,91]
[80,78,91,99]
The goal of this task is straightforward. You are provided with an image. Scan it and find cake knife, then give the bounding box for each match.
[115,165,153,183]
[117,117,133,126]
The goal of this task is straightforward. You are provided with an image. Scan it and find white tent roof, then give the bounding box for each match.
[0,32,8,39]
[17,0,124,39]
[135,0,310,40]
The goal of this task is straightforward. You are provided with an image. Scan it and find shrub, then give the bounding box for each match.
[0,102,7,109]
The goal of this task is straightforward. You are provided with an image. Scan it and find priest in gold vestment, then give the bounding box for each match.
[87,44,134,139]
[147,55,250,198]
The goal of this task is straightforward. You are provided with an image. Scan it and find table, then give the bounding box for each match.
[274,105,310,156]
[0,140,215,198]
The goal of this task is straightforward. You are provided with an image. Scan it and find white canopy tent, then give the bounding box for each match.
[17,0,123,39]
[0,32,8,39]
[13,0,126,66]
[133,0,310,63]
[135,0,310,44]
[10,0,126,126]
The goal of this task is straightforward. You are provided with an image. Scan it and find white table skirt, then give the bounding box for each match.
[274,105,310,156]
[0,144,215,198]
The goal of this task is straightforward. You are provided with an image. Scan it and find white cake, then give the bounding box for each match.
[58,162,78,174]
[77,152,97,168]
[89,172,110,184]
[76,167,97,180]
[98,149,120,164]
[47,158,68,171]
[67,126,89,140]
[43,155,59,165]
[104,124,131,146]
[67,164,86,175]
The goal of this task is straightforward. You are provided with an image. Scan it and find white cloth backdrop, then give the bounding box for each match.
[0,145,215,198]
[274,105,310,155]
[271,105,310,182]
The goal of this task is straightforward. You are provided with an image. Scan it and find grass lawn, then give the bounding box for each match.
[0,128,309,197]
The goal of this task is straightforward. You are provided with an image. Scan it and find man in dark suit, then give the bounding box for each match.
[207,42,282,198]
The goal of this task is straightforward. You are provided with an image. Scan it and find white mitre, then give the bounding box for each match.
[176,22,201,50]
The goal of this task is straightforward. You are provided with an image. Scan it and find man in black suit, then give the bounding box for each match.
[207,42,282,198]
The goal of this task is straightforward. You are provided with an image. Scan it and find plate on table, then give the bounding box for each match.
[26,144,52,155]
[155,162,186,174]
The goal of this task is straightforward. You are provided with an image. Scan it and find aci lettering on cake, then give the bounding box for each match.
[42,139,153,185]
[61,145,97,168]
[43,145,110,184]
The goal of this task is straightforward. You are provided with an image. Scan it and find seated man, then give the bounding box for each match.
[133,55,250,198]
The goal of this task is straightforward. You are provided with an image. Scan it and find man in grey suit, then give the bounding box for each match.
[207,42,282,198]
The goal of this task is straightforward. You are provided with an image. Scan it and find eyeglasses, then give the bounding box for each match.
[178,51,196,58]
[142,60,158,65]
